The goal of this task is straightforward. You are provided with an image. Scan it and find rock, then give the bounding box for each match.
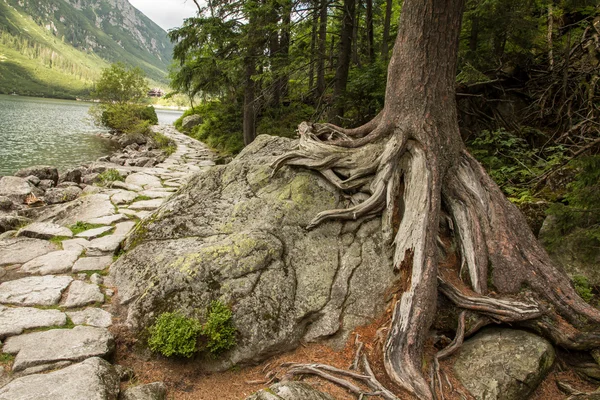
[114,364,135,381]
[62,168,82,184]
[38,179,55,191]
[120,382,167,400]
[16,222,73,240]
[44,186,83,204]
[14,166,58,185]
[112,135,395,370]
[67,308,112,328]
[83,173,100,185]
[0,238,58,267]
[0,176,35,203]
[85,214,130,225]
[20,250,81,275]
[62,280,104,308]
[119,209,151,220]
[0,276,73,306]
[3,326,114,372]
[90,273,103,284]
[87,234,126,256]
[0,305,66,338]
[0,196,13,210]
[75,225,114,239]
[16,361,72,377]
[44,194,116,226]
[181,114,202,130]
[128,199,164,211]
[138,190,171,199]
[111,181,142,192]
[453,328,555,400]
[82,185,102,195]
[119,133,147,146]
[111,190,138,205]
[0,231,16,240]
[0,216,31,234]
[0,357,119,400]
[246,382,334,400]
[56,182,79,189]
[24,176,40,186]
[61,238,89,253]
[125,173,162,189]
[72,256,113,272]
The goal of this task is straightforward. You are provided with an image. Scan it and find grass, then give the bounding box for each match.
[49,236,71,249]
[0,353,15,365]
[133,195,152,202]
[69,221,105,235]
[97,169,124,186]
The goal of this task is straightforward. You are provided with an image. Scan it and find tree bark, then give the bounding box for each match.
[272,0,600,398]
[316,0,328,99]
[365,0,374,62]
[381,0,392,61]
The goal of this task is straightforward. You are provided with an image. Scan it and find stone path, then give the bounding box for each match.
[0,125,215,399]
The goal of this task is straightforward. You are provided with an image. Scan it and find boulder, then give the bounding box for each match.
[0,196,13,210]
[0,357,119,400]
[120,382,167,400]
[44,186,83,204]
[112,135,395,370]
[14,166,58,185]
[24,176,40,186]
[0,176,35,203]
[61,168,82,184]
[181,114,202,130]
[38,179,55,191]
[246,382,334,400]
[453,328,555,400]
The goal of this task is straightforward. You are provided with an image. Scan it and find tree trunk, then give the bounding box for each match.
[351,0,361,66]
[469,13,479,52]
[243,56,256,146]
[330,0,356,122]
[309,0,319,93]
[272,0,600,398]
[365,0,374,62]
[381,0,392,61]
[316,0,328,99]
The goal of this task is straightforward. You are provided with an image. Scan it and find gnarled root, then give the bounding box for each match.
[271,121,600,400]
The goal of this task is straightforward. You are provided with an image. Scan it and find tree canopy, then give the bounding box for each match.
[93,62,149,104]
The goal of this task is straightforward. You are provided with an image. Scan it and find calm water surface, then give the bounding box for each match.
[0,95,183,175]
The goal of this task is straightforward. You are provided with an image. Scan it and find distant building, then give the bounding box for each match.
[148,88,165,97]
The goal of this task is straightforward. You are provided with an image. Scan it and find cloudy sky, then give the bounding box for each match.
[128,0,203,31]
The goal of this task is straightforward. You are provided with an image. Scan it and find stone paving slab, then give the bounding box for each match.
[138,190,172,199]
[0,276,73,306]
[128,199,165,211]
[86,235,126,256]
[0,357,119,400]
[118,209,151,220]
[3,326,114,372]
[110,190,138,205]
[84,214,129,225]
[72,256,113,273]
[125,173,162,189]
[110,181,142,192]
[20,250,81,275]
[0,238,58,267]
[67,308,112,328]
[62,281,104,308]
[0,305,66,338]
[53,194,116,227]
[75,226,114,239]
[61,238,89,253]
[16,222,73,240]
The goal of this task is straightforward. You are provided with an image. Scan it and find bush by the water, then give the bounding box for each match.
[99,104,158,135]
[148,301,237,358]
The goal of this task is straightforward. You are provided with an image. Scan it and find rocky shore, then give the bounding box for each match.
[0,125,216,399]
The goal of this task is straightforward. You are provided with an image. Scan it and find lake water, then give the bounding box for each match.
[0,95,183,176]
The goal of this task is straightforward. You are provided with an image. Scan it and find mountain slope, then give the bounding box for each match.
[0,0,173,98]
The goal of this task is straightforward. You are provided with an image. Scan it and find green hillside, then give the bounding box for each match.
[0,0,173,98]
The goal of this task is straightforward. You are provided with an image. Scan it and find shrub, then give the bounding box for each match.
[148,312,202,358]
[152,132,176,155]
[97,169,124,186]
[572,275,594,303]
[98,104,157,135]
[201,300,237,356]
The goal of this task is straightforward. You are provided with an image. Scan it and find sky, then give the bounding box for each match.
[128,0,203,31]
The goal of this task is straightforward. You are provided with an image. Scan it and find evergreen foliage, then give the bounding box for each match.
[148,312,203,358]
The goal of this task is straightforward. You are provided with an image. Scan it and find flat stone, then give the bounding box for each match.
[110,191,138,205]
[44,187,82,205]
[86,235,126,256]
[14,166,58,185]
[118,209,151,219]
[90,273,103,285]
[246,382,334,400]
[75,226,114,239]
[110,181,142,192]
[125,173,162,189]
[20,250,81,275]
[0,176,34,203]
[62,281,104,308]
[0,357,119,399]
[128,199,164,211]
[120,382,167,400]
[15,361,72,377]
[3,326,114,372]
[114,221,136,235]
[0,216,32,234]
[67,308,112,328]
[0,238,58,267]
[0,276,73,306]
[84,214,129,225]
[53,194,116,226]
[454,328,555,400]
[16,222,73,240]
[0,305,66,338]
[72,256,113,272]
[61,238,89,253]
[139,190,172,199]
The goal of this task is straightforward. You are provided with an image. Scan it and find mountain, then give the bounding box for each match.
[0,0,174,98]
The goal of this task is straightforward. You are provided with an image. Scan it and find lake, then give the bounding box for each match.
[0,95,183,176]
